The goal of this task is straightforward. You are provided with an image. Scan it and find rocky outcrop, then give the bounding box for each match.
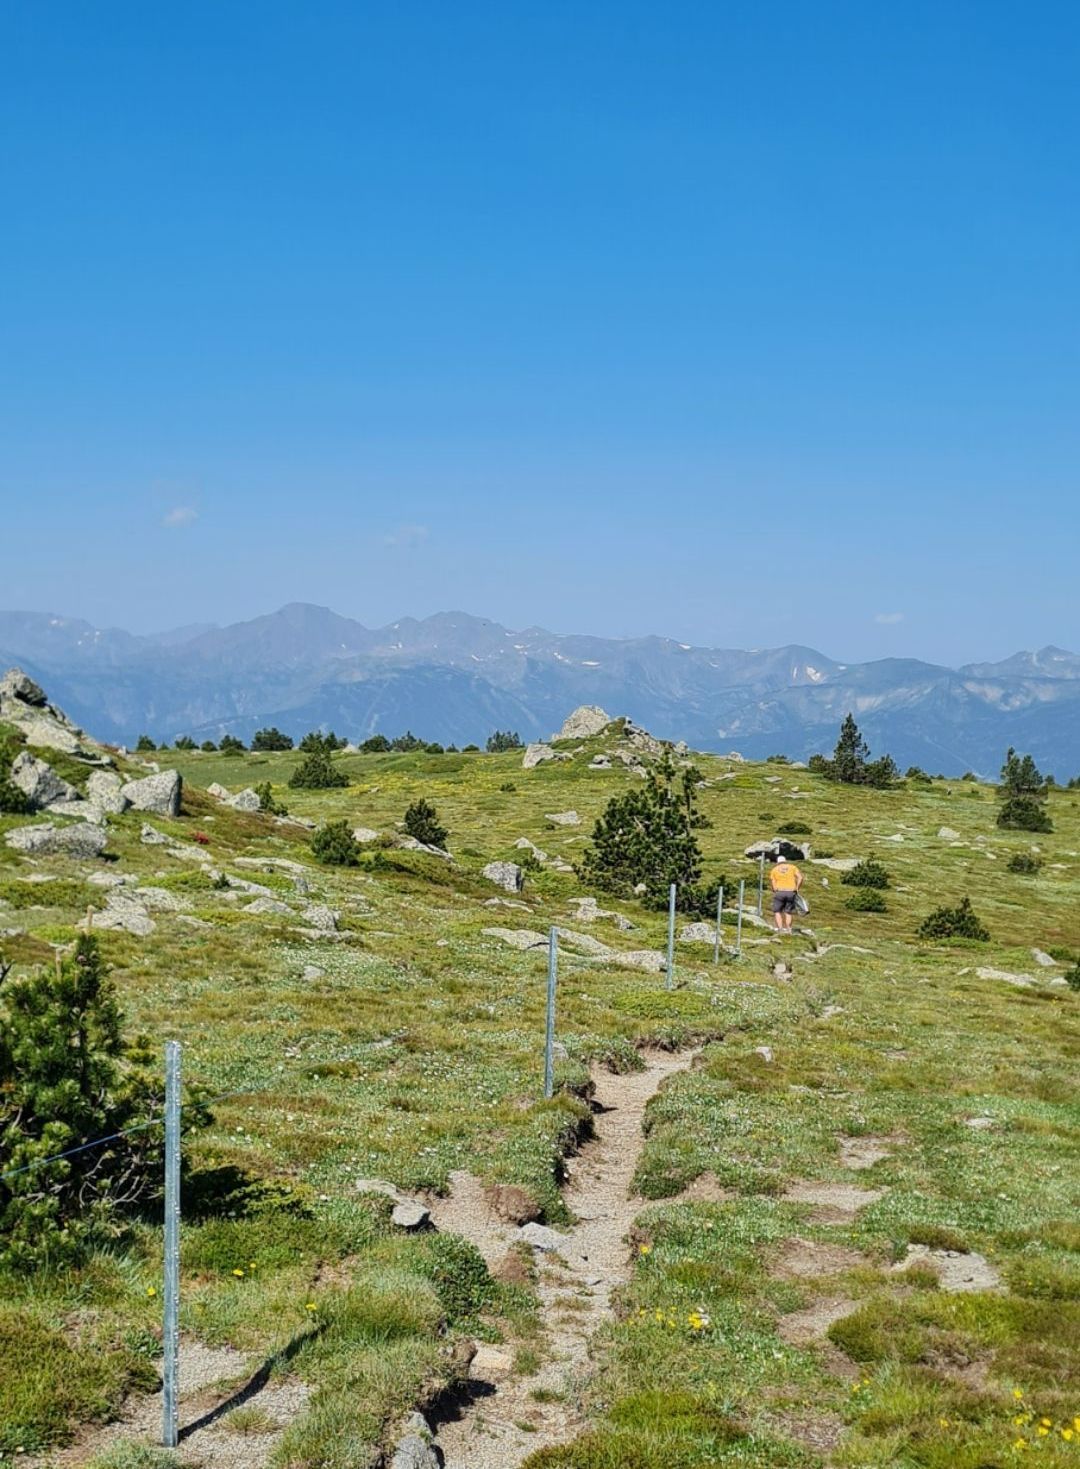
[6,822,108,858]
[483,861,525,893]
[555,706,611,741]
[0,668,90,755]
[522,743,556,769]
[121,770,182,817]
[9,752,80,810]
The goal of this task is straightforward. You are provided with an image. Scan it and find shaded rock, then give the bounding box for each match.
[391,1200,431,1231]
[514,836,549,862]
[555,705,611,741]
[746,838,810,862]
[88,770,130,814]
[391,1433,439,1469]
[520,1221,569,1254]
[483,860,524,893]
[10,752,80,810]
[0,668,47,705]
[122,769,182,817]
[6,822,108,858]
[588,755,612,769]
[546,809,581,825]
[522,742,556,769]
[140,823,169,845]
[302,903,339,931]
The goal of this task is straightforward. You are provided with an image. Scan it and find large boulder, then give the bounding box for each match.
[87,770,130,815]
[6,822,108,858]
[9,752,80,810]
[522,743,556,769]
[226,787,262,812]
[0,669,47,705]
[745,838,810,863]
[0,669,87,754]
[555,706,611,741]
[121,769,182,817]
[483,861,525,894]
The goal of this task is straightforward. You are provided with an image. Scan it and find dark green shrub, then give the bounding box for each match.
[766,753,790,764]
[0,935,209,1269]
[777,821,811,835]
[390,731,425,752]
[499,781,517,793]
[841,859,890,889]
[487,730,523,752]
[905,765,931,782]
[807,754,831,775]
[311,820,359,866]
[403,799,448,849]
[253,781,287,816]
[846,889,887,913]
[918,896,990,941]
[815,714,898,788]
[135,734,156,752]
[961,771,978,781]
[299,730,345,754]
[289,751,348,789]
[423,742,445,755]
[252,727,294,751]
[1007,852,1043,874]
[0,731,30,814]
[200,740,217,753]
[998,796,1053,832]
[1065,962,1080,993]
[360,734,391,753]
[407,1233,493,1322]
[219,734,245,756]
[174,735,196,751]
[462,744,480,753]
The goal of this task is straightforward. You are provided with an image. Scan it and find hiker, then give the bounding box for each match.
[769,853,804,932]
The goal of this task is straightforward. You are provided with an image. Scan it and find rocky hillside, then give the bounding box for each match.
[3,606,1080,776]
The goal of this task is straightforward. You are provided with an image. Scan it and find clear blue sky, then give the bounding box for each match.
[2,1,1077,665]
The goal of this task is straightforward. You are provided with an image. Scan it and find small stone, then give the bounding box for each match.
[353,826,380,843]
[470,1344,516,1381]
[390,1435,439,1469]
[391,1200,431,1231]
[754,1045,775,1064]
[938,826,961,840]
[301,965,326,981]
[207,783,230,800]
[520,1221,569,1253]
[244,897,293,916]
[545,809,581,826]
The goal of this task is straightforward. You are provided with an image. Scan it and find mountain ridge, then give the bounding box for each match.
[1,605,1078,777]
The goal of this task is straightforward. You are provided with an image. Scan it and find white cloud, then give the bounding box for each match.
[382,523,430,549]
[874,611,904,625]
[163,506,198,528]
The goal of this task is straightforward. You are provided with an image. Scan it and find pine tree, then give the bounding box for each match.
[486,730,524,753]
[997,747,1053,832]
[403,799,449,849]
[311,820,359,865]
[252,727,294,752]
[289,751,348,789]
[816,714,897,788]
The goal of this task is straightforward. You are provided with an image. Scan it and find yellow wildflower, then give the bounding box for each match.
[638,1244,652,1255]
[1041,1419,1053,1428]
[1037,1427,1049,1437]
[939,1418,950,1428]
[1014,1439,1027,1450]
[232,1268,245,1278]
[1013,1389,1024,1401]
[1062,1429,1074,1442]
[305,1302,317,1311]
[146,1286,157,1297]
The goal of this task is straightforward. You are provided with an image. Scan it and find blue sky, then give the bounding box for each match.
[2,1,1077,665]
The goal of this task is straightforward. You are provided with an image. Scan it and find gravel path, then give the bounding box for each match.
[432,1049,695,1469]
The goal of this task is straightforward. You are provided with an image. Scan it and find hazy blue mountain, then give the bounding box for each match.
[1,605,1078,777]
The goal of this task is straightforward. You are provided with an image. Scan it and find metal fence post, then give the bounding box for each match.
[736,879,745,957]
[713,883,724,964]
[666,882,676,989]
[162,1041,182,1448]
[543,928,558,1099]
[757,851,765,917]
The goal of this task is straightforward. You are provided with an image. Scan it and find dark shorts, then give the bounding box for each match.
[772,890,798,914]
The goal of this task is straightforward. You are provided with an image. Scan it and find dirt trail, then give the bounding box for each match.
[431,1049,694,1469]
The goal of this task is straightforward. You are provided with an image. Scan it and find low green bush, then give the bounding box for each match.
[1007,852,1043,874]
[917,896,990,941]
[846,888,887,912]
[290,752,348,789]
[776,820,811,835]
[998,796,1053,832]
[311,820,359,866]
[841,859,890,889]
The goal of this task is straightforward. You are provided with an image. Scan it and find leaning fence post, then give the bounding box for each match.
[162,1041,182,1448]
[713,883,724,965]
[665,882,676,989]
[543,928,558,1099]
[735,879,745,957]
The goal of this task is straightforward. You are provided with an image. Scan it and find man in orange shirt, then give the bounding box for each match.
[769,855,804,933]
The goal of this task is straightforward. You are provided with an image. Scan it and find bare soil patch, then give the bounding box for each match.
[782,1180,883,1222]
[838,1135,897,1170]
[778,1296,857,1347]
[774,1237,869,1281]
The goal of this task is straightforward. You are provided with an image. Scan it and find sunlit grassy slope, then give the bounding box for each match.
[0,724,1077,1467]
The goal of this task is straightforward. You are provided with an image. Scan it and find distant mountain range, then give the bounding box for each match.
[2,605,1079,777]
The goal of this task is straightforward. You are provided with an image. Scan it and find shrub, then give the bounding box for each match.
[403,799,448,849]
[777,821,811,835]
[253,781,287,817]
[360,734,391,754]
[499,781,517,793]
[311,820,360,866]
[252,727,294,752]
[390,732,425,752]
[998,795,1053,832]
[135,734,156,751]
[219,735,246,756]
[961,771,978,782]
[577,755,711,910]
[200,740,217,753]
[299,730,345,754]
[1065,961,1080,993]
[423,743,445,755]
[841,859,890,889]
[846,889,887,912]
[0,936,209,1269]
[0,732,30,814]
[1007,852,1043,874]
[289,751,348,789]
[487,730,523,753]
[766,753,790,764]
[905,765,931,781]
[462,744,480,753]
[917,896,990,941]
[174,735,196,751]
[807,754,831,775]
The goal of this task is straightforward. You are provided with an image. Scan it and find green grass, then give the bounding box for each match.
[1,734,1078,1463]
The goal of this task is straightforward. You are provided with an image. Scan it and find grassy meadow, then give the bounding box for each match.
[0,721,1078,1468]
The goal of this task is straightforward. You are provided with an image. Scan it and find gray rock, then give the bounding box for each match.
[588,755,612,769]
[514,837,549,862]
[0,668,47,705]
[391,1434,439,1469]
[810,856,859,872]
[483,927,548,951]
[9,751,80,810]
[976,966,1037,988]
[140,823,169,845]
[745,838,810,862]
[300,964,326,982]
[87,770,130,814]
[520,1221,569,1253]
[469,1344,516,1380]
[227,787,262,812]
[1031,948,1058,968]
[545,809,581,825]
[6,822,108,858]
[555,928,613,958]
[483,860,524,893]
[352,826,380,843]
[302,903,339,931]
[244,897,293,917]
[390,1200,431,1231]
[136,886,189,912]
[555,705,611,741]
[938,826,961,841]
[679,922,716,944]
[207,782,231,799]
[95,894,156,937]
[121,769,182,817]
[354,1177,406,1202]
[754,1045,775,1063]
[522,742,556,769]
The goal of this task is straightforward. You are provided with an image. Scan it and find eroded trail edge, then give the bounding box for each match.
[430,1048,696,1469]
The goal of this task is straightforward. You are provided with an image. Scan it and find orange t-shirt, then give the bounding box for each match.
[770,861,801,892]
